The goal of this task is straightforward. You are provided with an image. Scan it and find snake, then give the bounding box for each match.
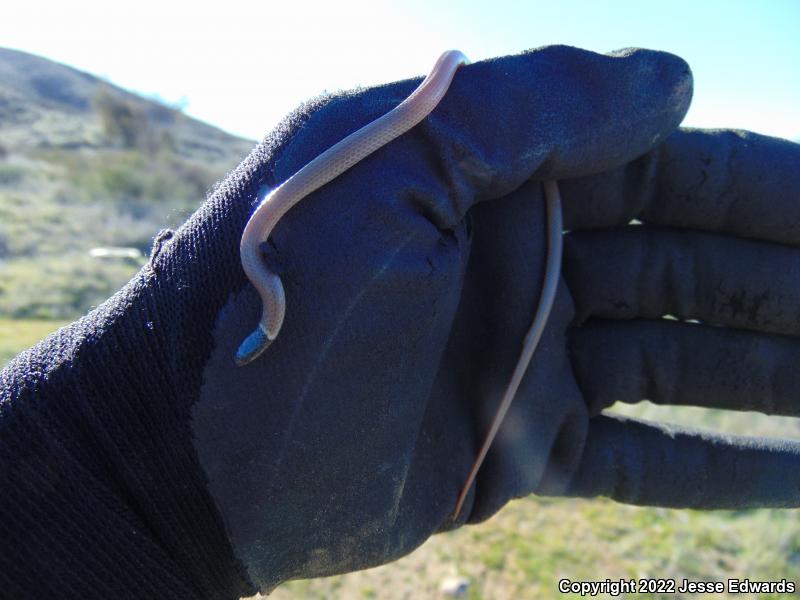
[236,50,563,520]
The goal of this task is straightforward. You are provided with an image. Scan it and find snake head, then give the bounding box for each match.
[234,326,273,366]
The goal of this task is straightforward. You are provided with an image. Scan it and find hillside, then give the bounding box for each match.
[0,47,255,319]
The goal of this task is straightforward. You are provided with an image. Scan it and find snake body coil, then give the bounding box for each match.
[237,50,469,366]
[236,50,563,520]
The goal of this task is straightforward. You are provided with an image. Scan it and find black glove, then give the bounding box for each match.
[3,45,797,600]
[561,126,800,504]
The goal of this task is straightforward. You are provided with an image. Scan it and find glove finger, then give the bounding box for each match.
[561,129,800,245]
[564,227,800,337]
[562,414,800,509]
[267,45,691,233]
[570,318,800,417]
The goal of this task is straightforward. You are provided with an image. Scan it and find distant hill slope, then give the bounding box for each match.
[0,47,254,161]
[0,47,256,319]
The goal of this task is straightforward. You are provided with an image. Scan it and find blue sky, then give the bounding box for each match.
[4,0,798,141]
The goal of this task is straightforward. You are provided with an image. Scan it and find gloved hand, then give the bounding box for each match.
[3,45,799,600]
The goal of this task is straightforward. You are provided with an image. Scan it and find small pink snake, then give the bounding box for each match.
[237,50,563,519]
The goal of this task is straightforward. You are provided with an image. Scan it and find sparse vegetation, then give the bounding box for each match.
[0,164,24,185]
[95,88,149,148]
[0,47,252,323]
[0,255,141,319]
[0,318,68,366]
[0,146,205,318]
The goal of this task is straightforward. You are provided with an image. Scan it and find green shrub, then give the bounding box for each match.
[0,164,24,185]
[0,254,143,319]
[94,88,148,148]
[0,318,70,367]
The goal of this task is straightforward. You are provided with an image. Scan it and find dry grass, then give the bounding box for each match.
[0,318,68,367]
